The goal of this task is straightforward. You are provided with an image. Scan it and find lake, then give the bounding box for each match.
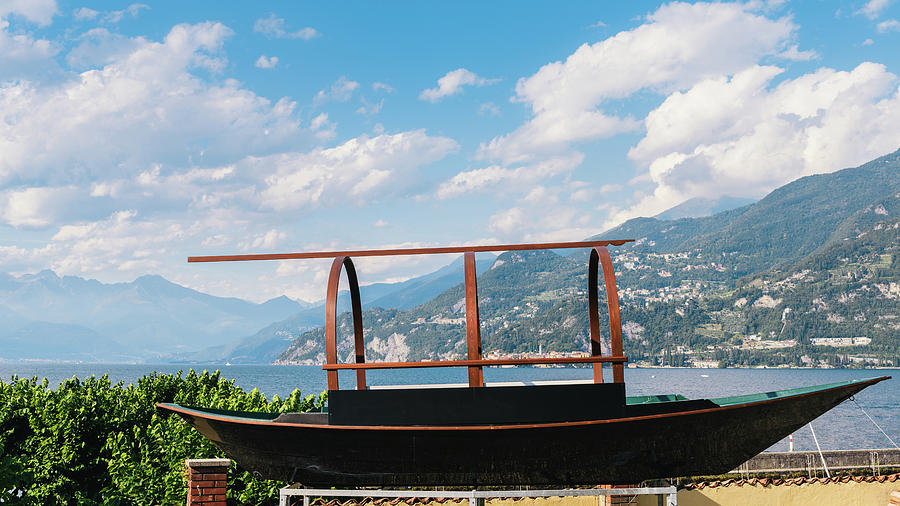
[1,363,897,453]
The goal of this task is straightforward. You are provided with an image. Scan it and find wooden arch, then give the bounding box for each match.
[324,256,365,390]
[588,246,625,384]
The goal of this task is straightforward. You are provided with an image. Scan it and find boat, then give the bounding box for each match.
[157,240,890,486]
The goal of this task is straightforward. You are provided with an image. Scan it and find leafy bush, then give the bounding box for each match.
[0,370,325,505]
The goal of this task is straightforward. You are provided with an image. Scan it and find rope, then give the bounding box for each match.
[851,396,900,450]
[809,422,831,478]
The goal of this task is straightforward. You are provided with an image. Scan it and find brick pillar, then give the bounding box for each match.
[185,458,230,506]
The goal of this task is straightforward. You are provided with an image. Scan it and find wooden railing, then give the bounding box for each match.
[189,240,633,390]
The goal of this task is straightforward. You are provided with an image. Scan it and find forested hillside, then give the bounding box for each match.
[276,149,900,368]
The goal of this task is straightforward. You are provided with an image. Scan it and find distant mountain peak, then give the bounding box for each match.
[135,273,168,283]
[20,269,61,282]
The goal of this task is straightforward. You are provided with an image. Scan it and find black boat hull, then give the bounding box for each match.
[159,376,887,486]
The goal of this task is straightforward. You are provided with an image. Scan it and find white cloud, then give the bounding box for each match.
[436,154,583,199]
[488,207,525,236]
[609,62,900,227]
[877,19,900,32]
[73,7,99,20]
[102,3,148,23]
[859,0,893,19]
[523,186,558,204]
[356,97,383,116]
[373,219,389,228]
[71,4,147,23]
[778,45,819,61]
[597,183,623,194]
[480,1,802,164]
[0,22,308,187]
[488,204,596,242]
[48,210,181,276]
[240,229,286,250]
[253,13,319,40]
[309,113,336,141]
[437,166,510,199]
[0,8,60,80]
[258,130,459,211]
[863,38,875,45]
[372,82,394,93]
[65,28,144,69]
[0,0,57,25]
[255,55,278,69]
[569,188,595,202]
[478,109,639,165]
[478,102,500,116]
[314,76,359,103]
[309,113,329,130]
[1,186,80,227]
[419,68,499,102]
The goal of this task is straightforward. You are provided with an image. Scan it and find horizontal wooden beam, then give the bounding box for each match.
[322,356,628,371]
[188,240,633,263]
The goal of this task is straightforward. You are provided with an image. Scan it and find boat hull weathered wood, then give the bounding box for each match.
[157,376,887,486]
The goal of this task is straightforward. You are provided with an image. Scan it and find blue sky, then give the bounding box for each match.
[2,0,900,302]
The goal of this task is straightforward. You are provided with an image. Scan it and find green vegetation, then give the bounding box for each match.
[0,370,325,505]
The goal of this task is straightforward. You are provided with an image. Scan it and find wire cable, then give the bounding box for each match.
[808,422,831,478]
[850,396,900,450]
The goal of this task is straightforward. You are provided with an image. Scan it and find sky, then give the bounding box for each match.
[1,0,900,303]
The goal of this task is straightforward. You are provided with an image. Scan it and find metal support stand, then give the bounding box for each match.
[279,485,678,506]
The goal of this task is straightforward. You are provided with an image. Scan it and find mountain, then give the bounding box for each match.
[654,196,756,220]
[173,253,496,364]
[276,148,900,368]
[594,149,900,272]
[0,272,304,362]
[0,322,130,362]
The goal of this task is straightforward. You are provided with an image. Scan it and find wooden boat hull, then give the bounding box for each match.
[157,376,887,486]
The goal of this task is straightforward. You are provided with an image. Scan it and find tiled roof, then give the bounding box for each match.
[684,473,900,490]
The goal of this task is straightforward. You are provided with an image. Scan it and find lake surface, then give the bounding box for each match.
[1,363,897,453]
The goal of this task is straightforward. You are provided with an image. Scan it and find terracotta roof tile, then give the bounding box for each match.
[684,473,900,490]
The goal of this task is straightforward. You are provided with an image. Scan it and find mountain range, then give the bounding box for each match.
[276,148,900,368]
[0,271,304,362]
[0,253,494,363]
[4,148,898,366]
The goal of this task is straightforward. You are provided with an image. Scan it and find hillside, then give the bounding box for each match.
[276,148,900,368]
[595,149,900,273]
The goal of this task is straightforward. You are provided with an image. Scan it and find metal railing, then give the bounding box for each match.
[278,486,678,506]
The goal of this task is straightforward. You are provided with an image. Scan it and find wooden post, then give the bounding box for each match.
[185,458,230,506]
[464,252,484,387]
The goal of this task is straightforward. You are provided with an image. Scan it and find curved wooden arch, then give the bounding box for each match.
[588,246,624,384]
[325,256,366,391]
